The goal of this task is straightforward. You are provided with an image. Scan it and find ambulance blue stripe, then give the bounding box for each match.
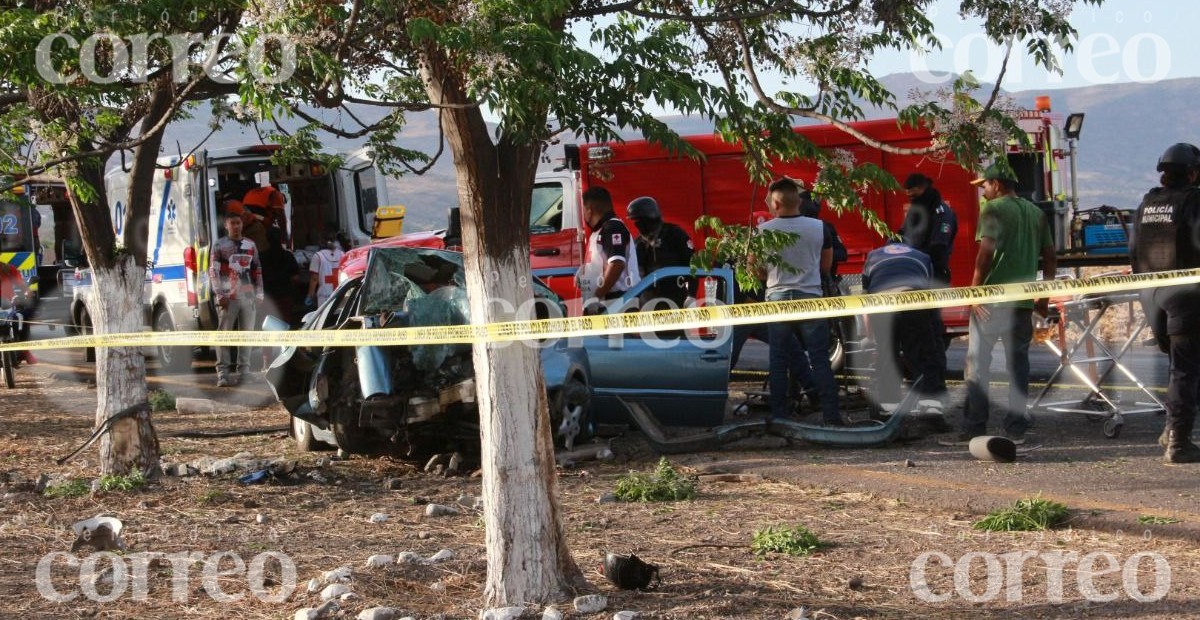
[151,174,174,267]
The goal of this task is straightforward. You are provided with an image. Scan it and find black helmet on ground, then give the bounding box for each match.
[626,196,662,221]
[603,552,661,590]
[1156,142,1200,172]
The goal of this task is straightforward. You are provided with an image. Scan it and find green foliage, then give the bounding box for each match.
[690,215,803,294]
[613,457,697,503]
[973,497,1071,532]
[1137,515,1182,525]
[98,470,147,493]
[751,525,825,557]
[43,479,89,499]
[147,389,176,413]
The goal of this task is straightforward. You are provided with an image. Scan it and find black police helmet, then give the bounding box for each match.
[603,552,660,590]
[626,196,662,221]
[1157,142,1200,172]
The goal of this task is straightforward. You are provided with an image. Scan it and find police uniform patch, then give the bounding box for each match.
[611,234,624,246]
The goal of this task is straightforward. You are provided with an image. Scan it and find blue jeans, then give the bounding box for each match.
[766,290,839,423]
[963,305,1033,437]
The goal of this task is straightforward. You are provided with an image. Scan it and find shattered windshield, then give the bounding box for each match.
[361,247,471,372]
[361,247,467,317]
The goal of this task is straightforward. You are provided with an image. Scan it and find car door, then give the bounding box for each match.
[582,267,733,428]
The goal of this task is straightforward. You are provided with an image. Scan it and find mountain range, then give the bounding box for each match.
[147,73,1199,232]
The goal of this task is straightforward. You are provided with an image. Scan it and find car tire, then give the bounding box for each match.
[78,305,95,363]
[292,416,320,452]
[153,308,192,374]
[549,377,592,450]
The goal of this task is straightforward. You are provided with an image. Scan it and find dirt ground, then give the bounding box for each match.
[2,372,1199,620]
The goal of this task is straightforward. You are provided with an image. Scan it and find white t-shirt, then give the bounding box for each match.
[309,247,344,305]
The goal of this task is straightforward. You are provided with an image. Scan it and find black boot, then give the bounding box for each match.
[1164,430,1200,464]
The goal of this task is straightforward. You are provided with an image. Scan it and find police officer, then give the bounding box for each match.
[901,173,959,383]
[1131,142,1200,463]
[627,196,693,308]
[577,187,640,315]
[900,173,958,286]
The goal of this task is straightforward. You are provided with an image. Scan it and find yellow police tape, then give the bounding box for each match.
[3,268,1199,352]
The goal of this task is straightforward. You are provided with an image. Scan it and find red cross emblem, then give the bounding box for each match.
[324,269,339,286]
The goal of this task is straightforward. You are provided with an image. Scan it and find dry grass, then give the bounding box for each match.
[2,375,1200,619]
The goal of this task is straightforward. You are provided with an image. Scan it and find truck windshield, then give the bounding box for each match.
[529,183,565,233]
[0,199,34,253]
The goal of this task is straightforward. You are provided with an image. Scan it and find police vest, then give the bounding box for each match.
[1133,186,1200,273]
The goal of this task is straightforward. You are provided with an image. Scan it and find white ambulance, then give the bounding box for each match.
[73,145,387,371]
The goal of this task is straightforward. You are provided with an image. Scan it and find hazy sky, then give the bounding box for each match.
[884,0,1197,91]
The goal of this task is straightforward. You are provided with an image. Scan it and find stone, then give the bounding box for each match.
[904,459,916,468]
[174,397,218,415]
[430,581,446,593]
[427,549,455,563]
[357,608,400,620]
[322,566,352,584]
[34,474,50,493]
[848,574,865,590]
[423,454,442,472]
[425,504,459,517]
[396,551,423,564]
[307,470,330,484]
[320,583,350,601]
[447,453,463,474]
[573,595,607,614]
[455,494,476,508]
[785,607,811,620]
[596,493,618,504]
[294,601,339,620]
[256,513,269,524]
[541,607,564,620]
[369,513,389,523]
[480,607,524,620]
[417,531,431,540]
[613,612,640,620]
[306,577,322,593]
[365,554,394,568]
[383,478,404,490]
[339,591,359,602]
[597,447,615,460]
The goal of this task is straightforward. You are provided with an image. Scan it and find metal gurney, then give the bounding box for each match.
[1030,291,1164,438]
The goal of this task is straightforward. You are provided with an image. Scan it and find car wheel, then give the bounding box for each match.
[78,305,95,363]
[153,308,192,373]
[550,377,592,450]
[292,416,320,452]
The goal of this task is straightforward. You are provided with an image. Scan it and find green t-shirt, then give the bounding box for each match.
[976,195,1052,308]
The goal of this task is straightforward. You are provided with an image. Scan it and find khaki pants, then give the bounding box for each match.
[216,295,257,378]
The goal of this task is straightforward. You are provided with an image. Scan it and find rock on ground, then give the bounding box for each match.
[573,595,607,614]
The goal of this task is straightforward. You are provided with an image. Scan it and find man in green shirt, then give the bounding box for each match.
[946,163,1056,445]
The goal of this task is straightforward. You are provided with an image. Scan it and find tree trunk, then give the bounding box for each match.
[421,48,586,607]
[90,255,159,476]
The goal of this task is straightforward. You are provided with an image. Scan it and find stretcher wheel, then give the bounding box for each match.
[1103,419,1122,438]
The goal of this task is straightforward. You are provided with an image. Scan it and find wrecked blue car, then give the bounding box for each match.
[265,246,735,457]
